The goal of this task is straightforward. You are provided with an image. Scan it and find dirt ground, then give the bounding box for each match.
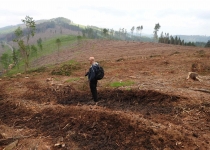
[0,40,210,149]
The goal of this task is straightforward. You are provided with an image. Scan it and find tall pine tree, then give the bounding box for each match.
[175,36,178,45]
[205,40,210,47]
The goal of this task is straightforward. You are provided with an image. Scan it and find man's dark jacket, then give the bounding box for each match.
[85,62,99,81]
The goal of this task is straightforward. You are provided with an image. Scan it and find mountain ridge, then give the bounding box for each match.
[0,17,209,43]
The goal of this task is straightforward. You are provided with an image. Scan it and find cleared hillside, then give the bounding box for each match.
[0,41,210,149]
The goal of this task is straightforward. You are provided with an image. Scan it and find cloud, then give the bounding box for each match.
[0,0,210,35]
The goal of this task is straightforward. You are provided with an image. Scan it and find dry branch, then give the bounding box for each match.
[189,88,210,94]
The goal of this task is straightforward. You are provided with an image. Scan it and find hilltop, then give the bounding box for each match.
[0,17,72,35]
[0,17,152,43]
[0,17,80,42]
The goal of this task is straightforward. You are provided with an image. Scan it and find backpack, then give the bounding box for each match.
[95,65,104,80]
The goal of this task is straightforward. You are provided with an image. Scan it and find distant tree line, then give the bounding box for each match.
[176,35,210,43]
[81,25,152,42]
[82,27,99,39]
[154,23,207,47]
[36,21,56,33]
[194,42,206,47]
[205,40,210,48]
[35,21,81,34]
[158,32,198,47]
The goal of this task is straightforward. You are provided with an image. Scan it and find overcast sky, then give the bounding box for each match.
[0,0,210,36]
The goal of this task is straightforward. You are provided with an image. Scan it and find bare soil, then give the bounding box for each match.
[0,40,210,149]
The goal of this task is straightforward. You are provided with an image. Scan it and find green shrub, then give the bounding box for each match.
[27,66,47,73]
[51,63,81,76]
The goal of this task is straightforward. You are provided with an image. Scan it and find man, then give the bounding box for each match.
[85,57,99,102]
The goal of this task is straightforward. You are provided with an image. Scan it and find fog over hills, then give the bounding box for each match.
[175,35,210,43]
[0,17,210,43]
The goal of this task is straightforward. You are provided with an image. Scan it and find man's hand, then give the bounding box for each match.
[85,72,89,76]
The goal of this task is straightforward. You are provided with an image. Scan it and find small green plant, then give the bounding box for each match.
[150,55,161,58]
[110,81,134,87]
[56,38,61,55]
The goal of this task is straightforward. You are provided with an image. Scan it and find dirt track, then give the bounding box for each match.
[0,40,210,149]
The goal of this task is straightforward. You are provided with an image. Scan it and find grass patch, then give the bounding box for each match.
[65,77,80,83]
[26,66,47,74]
[5,86,14,91]
[110,81,134,87]
[5,35,85,77]
[63,60,78,65]
[27,35,86,65]
[4,59,25,77]
[33,35,81,58]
